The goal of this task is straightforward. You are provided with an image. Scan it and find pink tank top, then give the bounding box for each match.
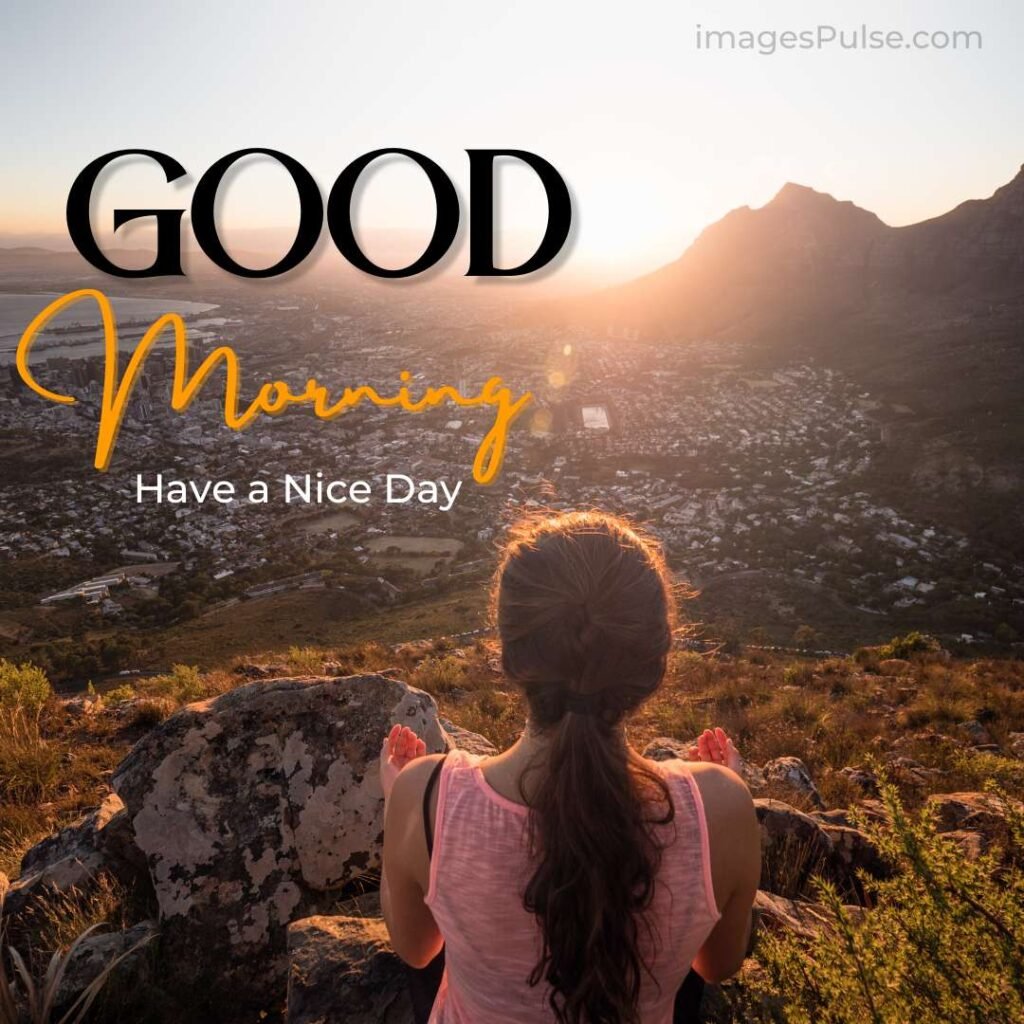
[423,749,721,1024]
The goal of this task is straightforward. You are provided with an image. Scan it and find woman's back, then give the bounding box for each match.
[424,749,721,1024]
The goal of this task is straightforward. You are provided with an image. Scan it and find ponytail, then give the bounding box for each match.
[494,511,678,1024]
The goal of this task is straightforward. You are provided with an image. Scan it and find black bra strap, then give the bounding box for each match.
[423,753,449,858]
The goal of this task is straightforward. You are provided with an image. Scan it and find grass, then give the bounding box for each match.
[751,778,1024,1024]
[0,636,1022,1023]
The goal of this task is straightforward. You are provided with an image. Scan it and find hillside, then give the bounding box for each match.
[574,164,1024,339]
[554,165,1024,556]
[1,638,1022,1022]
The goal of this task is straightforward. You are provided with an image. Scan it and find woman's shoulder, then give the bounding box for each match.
[388,748,477,804]
[650,757,755,826]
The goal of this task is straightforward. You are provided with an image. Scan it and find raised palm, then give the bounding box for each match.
[687,727,744,775]
[379,723,427,800]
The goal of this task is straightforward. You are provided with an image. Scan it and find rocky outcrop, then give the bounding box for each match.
[440,718,497,756]
[838,765,880,797]
[755,798,885,900]
[4,794,146,917]
[753,891,863,942]
[926,791,1021,845]
[111,673,449,1014]
[763,757,824,809]
[287,910,414,1024]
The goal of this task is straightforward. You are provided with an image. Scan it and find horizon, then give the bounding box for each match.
[2,0,1022,280]
[1,161,1021,295]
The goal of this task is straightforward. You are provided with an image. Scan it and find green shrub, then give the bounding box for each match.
[878,631,941,661]
[754,778,1024,1023]
[143,664,205,704]
[103,684,137,706]
[411,655,467,695]
[0,661,51,718]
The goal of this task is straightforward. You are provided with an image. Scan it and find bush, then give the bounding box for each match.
[103,684,136,706]
[143,664,206,704]
[411,655,467,695]
[878,631,942,661]
[0,661,51,718]
[754,778,1024,1023]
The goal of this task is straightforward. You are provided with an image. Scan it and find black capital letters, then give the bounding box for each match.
[466,149,572,276]
[66,149,187,278]
[326,149,460,278]
[191,149,323,278]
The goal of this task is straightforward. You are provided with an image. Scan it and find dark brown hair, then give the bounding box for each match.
[494,510,676,1024]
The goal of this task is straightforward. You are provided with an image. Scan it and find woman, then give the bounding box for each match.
[379,511,760,1024]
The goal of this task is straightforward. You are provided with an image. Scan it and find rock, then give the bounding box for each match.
[642,737,767,792]
[756,798,886,902]
[5,794,146,918]
[819,823,889,879]
[754,890,865,942]
[755,800,839,899]
[957,719,992,745]
[287,912,413,1024]
[878,658,911,676]
[885,756,943,788]
[763,757,824,809]
[700,958,783,1023]
[643,736,691,761]
[941,829,987,861]
[891,730,957,751]
[838,766,880,797]
[439,718,498,756]
[926,791,1021,842]
[812,808,857,827]
[112,673,445,1015]
[64,695,103,718]
[234,663,290,680]
[1009,732,1024,759]
[54,920,158,1011]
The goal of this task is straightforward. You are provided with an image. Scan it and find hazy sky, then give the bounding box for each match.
[1,0,1022,278]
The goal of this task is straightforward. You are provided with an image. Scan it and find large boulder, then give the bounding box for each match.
[755,799,839,898]
[111,674,447,1015]
[286,910,414,1024]
[755,799,883,900]
[4,794,146,918]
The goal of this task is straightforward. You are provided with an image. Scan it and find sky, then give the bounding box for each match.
[1,0,1022,281]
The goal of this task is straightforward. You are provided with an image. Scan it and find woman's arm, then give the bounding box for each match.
[381,752,446,968]
[688,760,761,984]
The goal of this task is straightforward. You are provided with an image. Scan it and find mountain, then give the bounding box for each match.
[563,165,1024,546]
[575,165,1024,341]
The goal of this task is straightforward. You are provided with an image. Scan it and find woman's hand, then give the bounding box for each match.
[379,724,427,801]
[688,727,744,776]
